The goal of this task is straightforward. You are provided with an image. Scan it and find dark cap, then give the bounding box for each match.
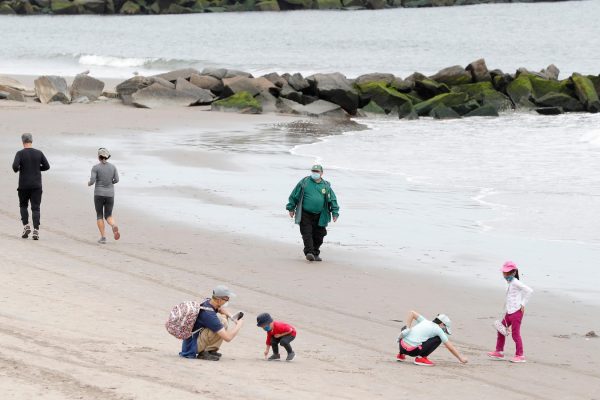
[256,313,273,327]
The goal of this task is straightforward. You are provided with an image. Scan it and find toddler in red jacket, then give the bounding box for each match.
[257,313,296,361]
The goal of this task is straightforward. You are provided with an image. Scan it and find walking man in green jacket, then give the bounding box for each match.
[286,165,339,262]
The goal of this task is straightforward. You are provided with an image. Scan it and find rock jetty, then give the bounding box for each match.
[0,0,575,15]
[2,60,599,120]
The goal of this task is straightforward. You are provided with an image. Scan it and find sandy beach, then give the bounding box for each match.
[1,88,599,400]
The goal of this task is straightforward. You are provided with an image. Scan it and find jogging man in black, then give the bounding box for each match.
[12,133,50,240]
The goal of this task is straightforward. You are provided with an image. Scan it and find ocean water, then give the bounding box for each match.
[3,2,600,301]
[1,1,600,78]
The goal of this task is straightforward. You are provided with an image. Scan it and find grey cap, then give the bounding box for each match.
[213,285,236,298]
[21,133,33,143]
[98,148,111,159]
[437,314,452,335]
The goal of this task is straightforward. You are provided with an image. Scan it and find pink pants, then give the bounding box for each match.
[496,309,524,356]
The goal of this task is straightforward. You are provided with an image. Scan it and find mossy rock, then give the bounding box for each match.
[397,101,418,120]
[361,100,386,114]
[212,91,262,114]
[414,78,450,99]
[464,104,499,117]
[354,81,412,113]
[165,3,195,12]
[204,6,226,11]
[528,76,572,100]
[429,105,460,120]
[587,75,600,97]
[0,3,16,13]
[413,92,468,116]
[278,0,313,9]
[535,92,584,112]
[505,74,534,108]
[255,0,279,10]
[119,0,141,13]
[51,0,82,13]
[452,99,480,115]
[315,0,341,8]
[452,82,512,112]
[571,73,600,113]
[228,0,256,11]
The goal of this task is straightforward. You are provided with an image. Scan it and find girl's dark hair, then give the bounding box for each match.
[433,317,442,325]
[514,269,520,280]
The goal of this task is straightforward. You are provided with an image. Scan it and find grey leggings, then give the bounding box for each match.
[94,195,114,220]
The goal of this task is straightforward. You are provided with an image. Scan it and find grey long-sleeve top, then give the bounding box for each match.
[89,162,119,197]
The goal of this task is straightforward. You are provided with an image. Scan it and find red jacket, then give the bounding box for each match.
[266,321,297,345]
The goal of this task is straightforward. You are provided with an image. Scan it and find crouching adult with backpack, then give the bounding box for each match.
[175,285,244,361]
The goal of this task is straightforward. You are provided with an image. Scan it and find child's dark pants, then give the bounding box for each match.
[271,335,295,354]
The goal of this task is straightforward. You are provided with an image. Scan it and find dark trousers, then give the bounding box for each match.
[399,336,442,358]
[18,188,42,229]
[299,210,327,256]
[94,195,114,220]
[271,335,295,355]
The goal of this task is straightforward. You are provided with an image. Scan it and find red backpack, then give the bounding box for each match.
[165,299,213,340]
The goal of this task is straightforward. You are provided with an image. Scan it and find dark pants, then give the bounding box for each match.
[271,335,295,355]
[94,195,114,220]
[18,188,42,229]
[399,336,442,358]
[299,210,327,256]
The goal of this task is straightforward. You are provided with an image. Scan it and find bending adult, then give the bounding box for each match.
[179,285,244,361]
[396,310,468,366]
[286,164,339,262]
[88,148,120,244]
[12,133,50,240]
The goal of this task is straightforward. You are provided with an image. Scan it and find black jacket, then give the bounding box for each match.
[12,148,50,190]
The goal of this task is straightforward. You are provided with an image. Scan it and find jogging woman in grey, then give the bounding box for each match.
[88,148,120,244]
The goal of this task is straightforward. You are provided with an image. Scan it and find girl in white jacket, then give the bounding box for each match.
[488,261,533,363]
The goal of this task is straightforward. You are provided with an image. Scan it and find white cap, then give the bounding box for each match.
[437,314,452,335]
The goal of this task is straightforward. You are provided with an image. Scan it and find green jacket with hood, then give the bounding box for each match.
[286,177,340,227]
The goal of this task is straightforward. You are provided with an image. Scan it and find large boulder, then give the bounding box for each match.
[34,76,70,104]
[70,74,105,101]
[0,3,17,14]
[211,91,262,114]
[221,76,276,98]
[365,0,385,8]
[505,74,534,108]
[287,73,310,92]
[355,81,412,113]
[397,101,418,120]
[540,64,560,80]
[429,105,461,120]
[175,78,215,104]
[131,83,198,108]
[201,67,228,80]
[361,100,386,115]
[0,85,25,102]
[256,0,280,10]
[535,92,584,112]
[315,0,342,8]
[412,77,450,99]
[153,68,201,83]
[257,91,279,113]
[466,58,490,82]
[355,73,396,87]
[571,73,600,113]
[413,92,468,116]
[190,73,223,94]
[263,72,287,88]
[224,69,254,79]
[80,0,108,13]
[306,72,360,115]
[51,0,81,14]
[535,107,564,115]
[528,75,572,100]
[119,1,141,14]
[277,0,313,10]
[429,65,472,86]
[464,104,500,117]
[452,82,512,112]
[0,75,27,91]
[116,76,154,104]
[277,98,347,118]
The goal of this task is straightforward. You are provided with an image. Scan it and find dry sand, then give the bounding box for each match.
[1,91,599,399]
